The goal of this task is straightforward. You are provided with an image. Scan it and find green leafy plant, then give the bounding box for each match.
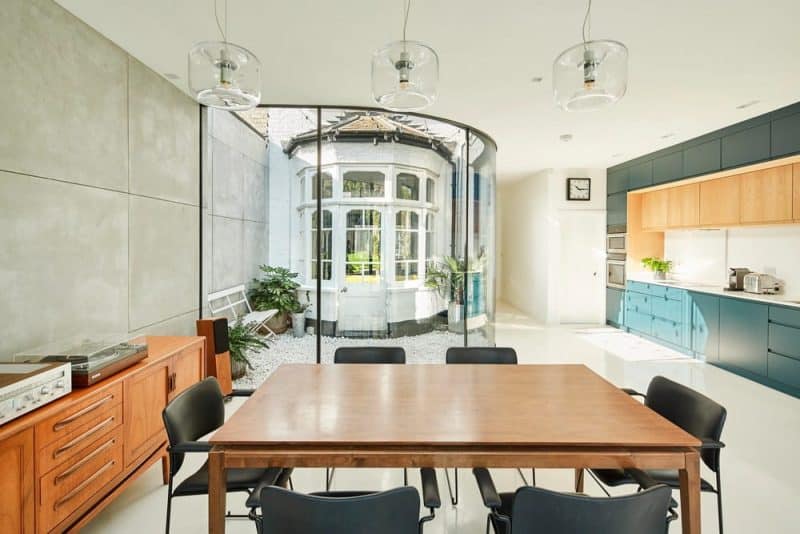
[249,265,301,314]
[641,257,673,274]
[425,256,485,304]
[290,291,311,314]
[227,320,268,371]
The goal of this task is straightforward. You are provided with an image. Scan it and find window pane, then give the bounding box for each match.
[311,172,333,199]
[395,210,419,229]
[311,210,333,280]
[426,178,435,203]
[346,209,381,283]
[396,173,419,200]
[343,171,385,198]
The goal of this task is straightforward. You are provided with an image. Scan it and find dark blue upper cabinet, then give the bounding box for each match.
[771,112,800,158]
[607,191,627,227]
[721,123,771,169]
[607,168,629,194]
[652,152,684,185]
[628,161,653,190]
[718,298,768,376]
[684,139,721,178]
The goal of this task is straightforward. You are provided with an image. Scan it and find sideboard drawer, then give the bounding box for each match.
[38,402,122,475]
[36,383,122,448]
[39,426,123,532]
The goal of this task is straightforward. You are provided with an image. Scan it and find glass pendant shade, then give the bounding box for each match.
[372,40,439,112]
[553,40,628,112]
[188,41,261,111]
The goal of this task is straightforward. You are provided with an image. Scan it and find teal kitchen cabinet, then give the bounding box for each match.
[607,192,627,228]
[721,123,771,169]
[627,161,653,190]
[689,292,720,361]
[624,282,690,351]
[606,287,625,327]
[771,111,800,158]
[767,305,800,392]
[683,139,721,178]
[607,168,629,195]
[652,151,684,185]
[718,298,768,376]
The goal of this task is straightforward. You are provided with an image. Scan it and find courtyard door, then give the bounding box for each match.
[337,208,387,336]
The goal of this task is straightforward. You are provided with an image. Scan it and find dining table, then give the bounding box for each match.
[208,363,702,533]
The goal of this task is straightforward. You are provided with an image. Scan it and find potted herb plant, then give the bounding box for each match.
[227,320,268,380]
[249,265,302,334]
[641,257,673,280]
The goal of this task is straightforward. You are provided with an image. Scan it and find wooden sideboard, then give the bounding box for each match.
[0,336,205,534]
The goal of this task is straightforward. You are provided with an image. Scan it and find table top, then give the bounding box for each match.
[211,363,699,449]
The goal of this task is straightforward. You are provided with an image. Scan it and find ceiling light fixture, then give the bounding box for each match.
[560,134,574,142]
[552,0,628,112]
[531,76,544,83]
[188,0,261,111]
[371,0,439,111]
[660,132,675,139]
[736,100,760,110]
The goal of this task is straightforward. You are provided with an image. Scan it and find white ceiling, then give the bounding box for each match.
[56,0,800,180]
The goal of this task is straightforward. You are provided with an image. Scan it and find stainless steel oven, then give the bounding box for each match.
[606,233,626,254]
[607,253,626,289]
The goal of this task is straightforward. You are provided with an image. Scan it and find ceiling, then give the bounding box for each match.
[56,0,800,181]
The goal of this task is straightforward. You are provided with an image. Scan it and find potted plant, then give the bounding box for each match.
[425,256,468,333]
[249,265,302,334]
[227,320,268,380]
[290,292,310,338]
[641,257,673,280]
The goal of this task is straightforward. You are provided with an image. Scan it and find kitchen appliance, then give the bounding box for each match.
[744,273,782,295]
[606,233,626,254]
[0,362,72,426]
[16,336,148,387]
[727,267,751,291]
[607,253,626,289]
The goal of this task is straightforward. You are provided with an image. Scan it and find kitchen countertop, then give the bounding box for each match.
[626,276,800,310]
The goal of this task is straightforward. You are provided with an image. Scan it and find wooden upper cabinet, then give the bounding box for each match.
[667,183,700,227]
[793,163,800,221]
[0,428,34,534]
[641,189,668,230]
[700,176,740,226]
[739,165,793,224]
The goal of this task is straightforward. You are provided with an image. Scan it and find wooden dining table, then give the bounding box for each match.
[208,363,702,533]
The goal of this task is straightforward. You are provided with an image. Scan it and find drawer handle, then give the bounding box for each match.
[53,394,115,431]
[54,460,116,510]
[53,415,116,459]
[54,437,117,485]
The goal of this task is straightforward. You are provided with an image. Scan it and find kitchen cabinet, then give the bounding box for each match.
[699,176,740,226]
[771,111,800,158]
[652,152,683,185]
[690,292,720,361]
[607,191,628,228]
[667,183,700,227]
[794,164,800,221]
[628,161,653,190]
[684,139,721,177]
[641,189,668,230]
[719,298,768,376]
[767,305,800,391]
[739,165,793,224]
[607,168,629,195]
[0,428,34,534]
[606,287,625,327]
[721,123,771,169]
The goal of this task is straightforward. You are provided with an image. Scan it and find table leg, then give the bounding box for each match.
[161,453,170,485]
[209,448,226,534]
[574,468,584,493]
[679,450,701,534]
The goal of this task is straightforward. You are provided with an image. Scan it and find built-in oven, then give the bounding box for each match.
[606,233,626,254]
[607,253,626,289]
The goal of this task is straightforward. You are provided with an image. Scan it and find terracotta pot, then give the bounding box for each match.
[231,358,248,380]
[265,312,289,334]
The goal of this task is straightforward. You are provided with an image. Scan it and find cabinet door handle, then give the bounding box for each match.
[53,394,115,432]
[54,460,116,510]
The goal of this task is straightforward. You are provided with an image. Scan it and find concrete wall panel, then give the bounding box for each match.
[211,216,244,292]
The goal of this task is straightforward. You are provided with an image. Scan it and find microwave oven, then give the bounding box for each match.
[606,233,626,254]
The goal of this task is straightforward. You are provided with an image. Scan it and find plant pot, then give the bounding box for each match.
[231,358,248,380]
[654,271,667,280]
[265,312,290,334]
[448,302,464,334]
[290,312,306,337]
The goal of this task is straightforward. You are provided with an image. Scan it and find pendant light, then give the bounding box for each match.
[371,0,439,112]
[188,0,261,111]
[553,0,628,112]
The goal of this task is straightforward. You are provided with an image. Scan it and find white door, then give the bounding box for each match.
[558,211,606,324]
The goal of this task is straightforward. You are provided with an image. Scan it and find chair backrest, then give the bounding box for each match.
[207,284,253,319]
[644,376,727,471]
[260,486,420,534]
[510,484,673,534]
[162,377,225,476]
[445,346,518,364]
[333,346,406,364]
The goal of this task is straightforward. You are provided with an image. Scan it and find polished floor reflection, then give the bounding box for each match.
[84,304,800,534]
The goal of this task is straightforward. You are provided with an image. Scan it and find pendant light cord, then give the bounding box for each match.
[582,0,592,43]
[402,0,411,41]
[214,0,228,42]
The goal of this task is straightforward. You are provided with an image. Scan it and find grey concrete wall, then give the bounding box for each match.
[0,0,200,359]
[202,109,269,316]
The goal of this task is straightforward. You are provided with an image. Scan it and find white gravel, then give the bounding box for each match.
[233,330,488,388]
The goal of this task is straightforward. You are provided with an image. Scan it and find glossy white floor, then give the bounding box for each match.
[84,303,800,534]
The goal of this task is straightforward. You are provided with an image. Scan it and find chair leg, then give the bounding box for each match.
[326,467,335,491]
[404,467,408,486]
[585,469,611,497]
[716,470,724,534]
[444,468,459,505]
[531,468,536,486]
[164,478,174,534]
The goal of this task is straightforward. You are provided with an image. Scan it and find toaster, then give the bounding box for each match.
[743,273,782,294]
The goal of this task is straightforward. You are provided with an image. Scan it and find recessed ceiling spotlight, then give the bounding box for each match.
[560,134,573,142]
[531,76,544,83]
[611,152,623,158]
[736,100,760,110]
[163,72,180,80]
[660,132,675,139]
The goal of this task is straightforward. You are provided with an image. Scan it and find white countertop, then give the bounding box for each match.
[626,276,800,310]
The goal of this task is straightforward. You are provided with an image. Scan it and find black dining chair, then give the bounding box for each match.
[588,375,727,534]
[473,467,677,534]
[161,377,293,534]
[444,346,529,505]
[254,469,440,534]
[327,346,408,490]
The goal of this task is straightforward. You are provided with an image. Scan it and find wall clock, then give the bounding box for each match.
[566,177,591,201]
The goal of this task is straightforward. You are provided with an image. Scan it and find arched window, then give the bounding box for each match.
[346,209,382,283]
[311,210,333,280]
[343,171,385,198]
[396,173,420,200]
[311,172,333,199]
[395,211,419,281]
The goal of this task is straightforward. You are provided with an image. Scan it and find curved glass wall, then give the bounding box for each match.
[201,105,497,368]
